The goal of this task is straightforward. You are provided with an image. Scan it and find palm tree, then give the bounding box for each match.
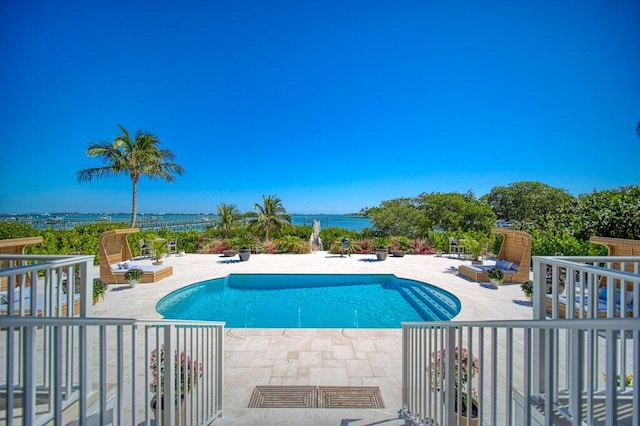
[215,203,241,239]
[246,195,292,241]
[76,125,184,227]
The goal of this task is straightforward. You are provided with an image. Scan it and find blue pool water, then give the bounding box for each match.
[156,274,461,328]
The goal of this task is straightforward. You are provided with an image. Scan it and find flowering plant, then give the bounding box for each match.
[430,346,480,417]
[150,345,203,395]
[487,267,504,282]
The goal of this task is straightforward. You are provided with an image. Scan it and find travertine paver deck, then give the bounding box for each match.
[92,251,534,425]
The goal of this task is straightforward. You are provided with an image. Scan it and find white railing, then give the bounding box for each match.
[402,318,638,425]
[1,317,224,425]
[1,254,95,318]
[402,256,639,425]
[1,254,225,425]
[534,256,640,320]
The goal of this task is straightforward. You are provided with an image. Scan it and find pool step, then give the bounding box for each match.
[399,284,459,321]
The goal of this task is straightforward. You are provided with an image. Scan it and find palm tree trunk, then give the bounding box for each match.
[130,179,138,227]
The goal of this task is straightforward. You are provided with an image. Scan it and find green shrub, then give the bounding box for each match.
[275,235,311,254]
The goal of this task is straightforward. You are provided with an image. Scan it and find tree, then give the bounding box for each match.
[215,203,241,239]
[76,125,184,227]
[367,198,429,238]
[568,186,640,240]
[246,195,292,241]
[416,191,496,232]
[481,181,574,227]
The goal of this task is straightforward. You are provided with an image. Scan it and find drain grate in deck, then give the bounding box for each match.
[248,386,384,409]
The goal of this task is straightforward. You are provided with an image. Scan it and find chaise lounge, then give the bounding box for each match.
[458,228,532,284]
[99,228,173,284]
[545,236,639,318]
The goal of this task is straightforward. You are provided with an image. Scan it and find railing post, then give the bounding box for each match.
[532,258,547,397]
[217,324,224,416]
[22,324,36,425]
[444,328,455,424]
[164,324,176,425]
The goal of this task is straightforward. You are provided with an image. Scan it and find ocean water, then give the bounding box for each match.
[1,212,371,231]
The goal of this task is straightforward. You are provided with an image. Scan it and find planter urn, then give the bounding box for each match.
[238,249,251,261]
[375,248,388,261]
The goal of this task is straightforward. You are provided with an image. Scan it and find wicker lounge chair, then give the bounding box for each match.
[99,228,173,284]
[0,236,44,291]
[545,236,639,318]
[458,228,531,284]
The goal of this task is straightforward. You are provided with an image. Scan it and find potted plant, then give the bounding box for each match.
[234,235,254,261]
[92,278,108,304]
[462,235,487,265]
[151,239,168,265]
[521,280,534,301]
[431,346,480,424]
[373,237,389,261]
[389,236,410,257]
[150,345,203,422]
[487,267,504,287]
[124,267,144,287]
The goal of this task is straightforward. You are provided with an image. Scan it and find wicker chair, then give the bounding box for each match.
[458,228,532,284]
[100,228,173,284]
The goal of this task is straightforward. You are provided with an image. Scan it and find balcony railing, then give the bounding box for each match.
[402,255,639,425]
[1,253,224,425]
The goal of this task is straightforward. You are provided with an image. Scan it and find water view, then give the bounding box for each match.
[0,212,371,232]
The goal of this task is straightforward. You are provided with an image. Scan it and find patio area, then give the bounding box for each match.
[92,251,534,425]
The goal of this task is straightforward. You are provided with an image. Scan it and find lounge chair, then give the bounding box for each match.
[99,228,173,284]
[1,286,81,317]
[0,236,43,291]
[458,228,532,284]
[545,287,635,318]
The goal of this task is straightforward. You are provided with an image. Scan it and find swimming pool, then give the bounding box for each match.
[156,274,461,328]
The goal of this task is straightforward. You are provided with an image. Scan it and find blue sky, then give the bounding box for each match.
[1,0,638,215]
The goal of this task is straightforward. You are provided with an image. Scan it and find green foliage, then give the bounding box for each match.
[568,186,640,240]
[529,229,606,257]
[245,194,292,240]
[372,236,390,248]
[520,280,533,297]
[275,235,311,254]
[426,230,450,252]
[124,267,144,281]
[416,191,496,232]
[461,231,490,259]
[481,181,574,227]
[0,222,40,240]
[319,227,358,253]
[390,236,411,251]
[368,198,428,238]
[487,267,504,281]
[93,278,108,302]
[76,125,184,227]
